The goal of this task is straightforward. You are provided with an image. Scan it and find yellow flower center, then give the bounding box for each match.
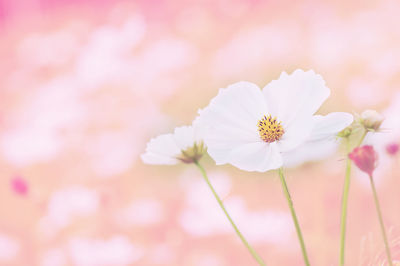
[257,115,284,143]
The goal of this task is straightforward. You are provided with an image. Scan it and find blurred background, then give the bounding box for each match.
[0,0,400,265]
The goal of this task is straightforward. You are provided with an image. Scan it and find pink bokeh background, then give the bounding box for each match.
[1,0,400,265]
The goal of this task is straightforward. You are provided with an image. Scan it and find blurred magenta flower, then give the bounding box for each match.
[349,145,378,176]
[386,142,399,156]
[10,176,28,196]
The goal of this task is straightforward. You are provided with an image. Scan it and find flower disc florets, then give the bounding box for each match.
[257,115,284,143]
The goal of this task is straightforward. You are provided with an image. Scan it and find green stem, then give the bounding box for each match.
[194,161,266,266]
[339,129,368,265]
[339,142,352,266]
[278,168,310,266]
[356,129,368,147]
[369,175,393,266]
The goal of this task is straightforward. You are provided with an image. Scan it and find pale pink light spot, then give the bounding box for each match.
[178,170,292,244]
[67,236,143,266]
[10,176,28,196]
[39,187,99,236]
[40,248,66,266]
[114,199,164,227]
[0,234,19,261]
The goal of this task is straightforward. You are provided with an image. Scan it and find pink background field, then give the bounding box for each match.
[1,0,400,265]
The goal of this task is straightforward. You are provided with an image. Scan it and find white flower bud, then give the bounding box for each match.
[360,110,384,131]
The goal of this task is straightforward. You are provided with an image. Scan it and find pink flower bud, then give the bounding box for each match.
[348,145,378,176]
[11,176,29,196]
[386,142,399,156]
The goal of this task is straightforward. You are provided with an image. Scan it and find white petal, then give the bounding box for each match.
[308,112,353,141]
[199,81,268,135]
[282,112,353,167]
[198,81,268,165]
[262,69,330,127]
[173,126,196,150]
[277,116,315,152]
[192,116,207,143]
[282,139,338,168]
[227,142,283,172]
[141,134,181,165]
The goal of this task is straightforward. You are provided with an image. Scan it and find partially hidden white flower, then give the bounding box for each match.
[198,69,354,172]
[141,120,206,164]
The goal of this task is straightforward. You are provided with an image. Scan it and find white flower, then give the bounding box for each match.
[198,69,353,172]
[141,121,206,165]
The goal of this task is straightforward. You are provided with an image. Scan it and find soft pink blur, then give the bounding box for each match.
[1,0,400,265]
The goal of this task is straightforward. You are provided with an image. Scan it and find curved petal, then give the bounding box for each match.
[282,139,338,168]
[199,81,268,132]
[281,112,353,167]
[226,142,283,172]
[198,81,268,164]
[262,69,330,128]
[141,134,181,165]
[308,112,353,141]
[277,116,315,152]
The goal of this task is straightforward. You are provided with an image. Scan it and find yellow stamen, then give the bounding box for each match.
[257,114,284,143]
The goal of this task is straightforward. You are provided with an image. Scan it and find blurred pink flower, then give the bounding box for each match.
[346,78,385,108]
[85,131,141,177]
[75,16,146,90]
[17,29,79,68]
[114,198,164,227]
[212,25,300,79]
[68,236,143,266]
[39,187,99,235]
[349,145,378,176]
[386,143,399,156]
[0,234,19,262]
[10,176,28,196]
[1,76,86,166]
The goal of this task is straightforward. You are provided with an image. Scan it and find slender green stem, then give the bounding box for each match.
[339,142,352,266]
[194,161,266,266]
[278,168,310,266]
[339,130,368,265]
[356,129,368,147]
[369,175,393,266]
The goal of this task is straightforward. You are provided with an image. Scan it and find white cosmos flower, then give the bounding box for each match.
[141,121,206,165]
[198,69,353,172]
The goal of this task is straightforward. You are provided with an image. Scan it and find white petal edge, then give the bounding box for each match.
[307,112,354,141]
[282,112,353,167]
[141,133,181,165]
[226,142,283,172]
[262,69,330,128]
[198,81,268,165]
[282,139,338,168]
